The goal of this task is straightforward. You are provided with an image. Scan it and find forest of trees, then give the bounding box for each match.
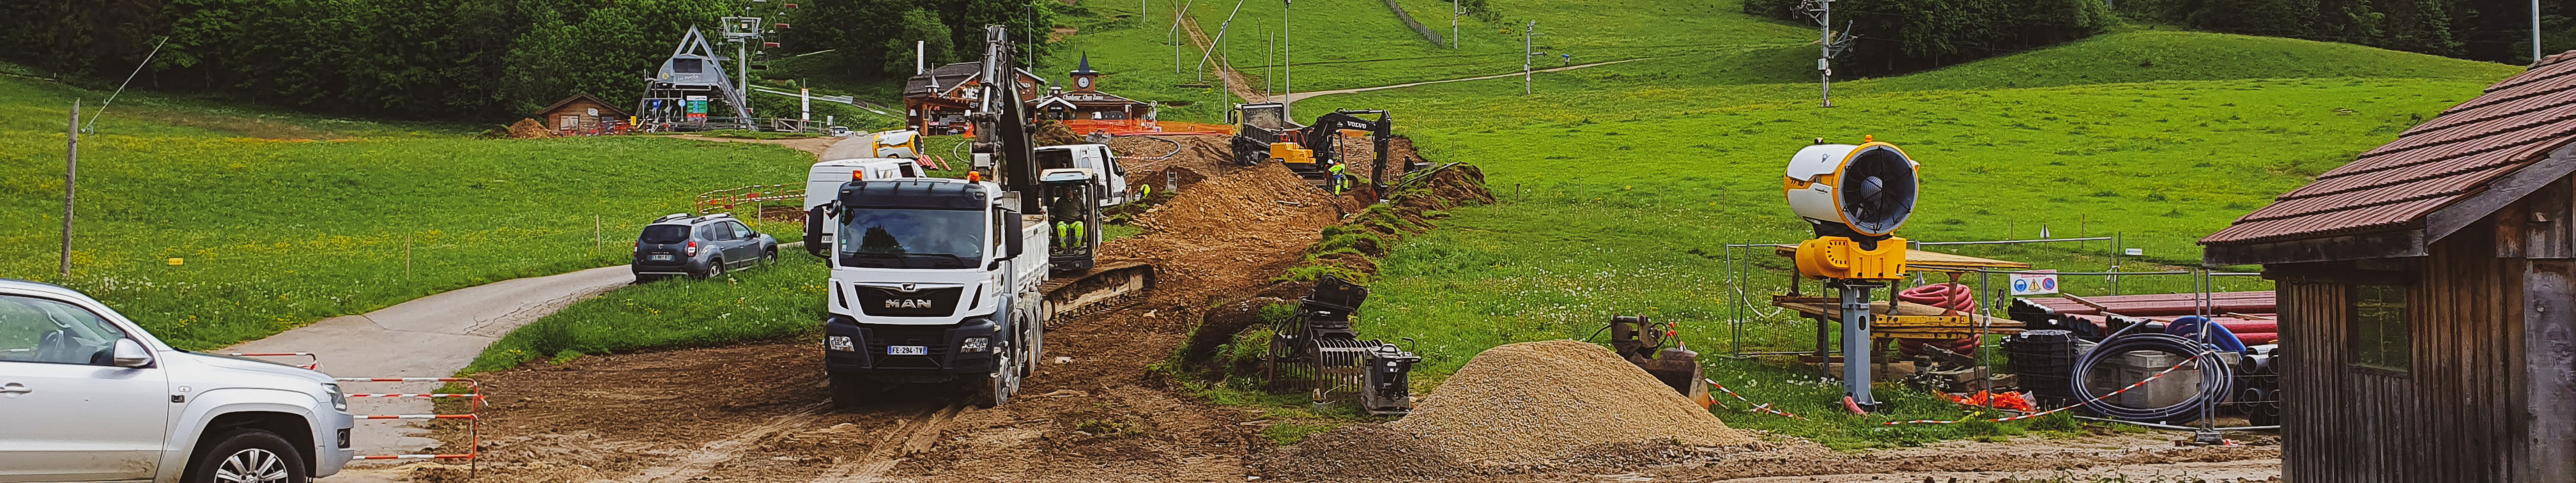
[1745,0,2117,76]
[0,0,1057,120]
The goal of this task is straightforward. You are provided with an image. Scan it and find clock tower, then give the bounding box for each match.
[1070,53,1101,92]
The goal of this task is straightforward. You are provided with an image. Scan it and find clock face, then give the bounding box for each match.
[1077,77,1092,88]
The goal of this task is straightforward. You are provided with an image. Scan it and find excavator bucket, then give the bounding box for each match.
[1609,316,1713,408]
[1039,261,1156,323]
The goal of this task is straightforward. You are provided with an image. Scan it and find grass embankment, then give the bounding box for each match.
[0,77,816,349]
[463,255,828,372]
[1309,28,2519,447]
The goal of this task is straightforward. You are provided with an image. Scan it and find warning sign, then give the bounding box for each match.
[2010,270,2060,296]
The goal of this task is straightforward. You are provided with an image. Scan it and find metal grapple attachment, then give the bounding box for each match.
[1609,316,1712,408]
[1267,275,1419,415]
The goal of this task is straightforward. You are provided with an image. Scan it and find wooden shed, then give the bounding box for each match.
[2199,52,2576,482]
[535,94,630,133]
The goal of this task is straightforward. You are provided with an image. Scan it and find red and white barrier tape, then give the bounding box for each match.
[1882,353,2204,425]
[337,377,483,463]
[1705,378,1809,420]
[347,394,480,398]
[353,453,476,461]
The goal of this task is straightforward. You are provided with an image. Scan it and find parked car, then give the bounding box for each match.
[632,213,779,282]
[0,278,355,483]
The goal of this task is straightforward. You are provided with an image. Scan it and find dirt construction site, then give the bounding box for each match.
[359,135,2282,483]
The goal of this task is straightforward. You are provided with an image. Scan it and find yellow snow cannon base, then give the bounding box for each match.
[1795,236,1910,280]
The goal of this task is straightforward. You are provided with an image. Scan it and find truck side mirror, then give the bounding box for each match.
[804,206,829,257]
[1001,209,1024,259]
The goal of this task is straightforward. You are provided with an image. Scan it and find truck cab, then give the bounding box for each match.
[1034,144,1130,206]
[0,279,355,483]
[816,178,1046,408]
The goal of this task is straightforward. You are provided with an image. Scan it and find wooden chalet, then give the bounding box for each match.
[535,94,631,132]
[903,62,1047,135]
[2199,51,2576,482]
[1029,54,1154,123]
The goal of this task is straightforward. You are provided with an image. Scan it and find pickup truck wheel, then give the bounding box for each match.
[827,370,870,409]
[187,429,306,483]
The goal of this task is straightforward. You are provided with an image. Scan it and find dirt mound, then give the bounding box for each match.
[1389,340,1752,464]
[505,118,554,139]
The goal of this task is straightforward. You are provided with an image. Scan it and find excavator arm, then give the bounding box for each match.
[1300,110,1393,198]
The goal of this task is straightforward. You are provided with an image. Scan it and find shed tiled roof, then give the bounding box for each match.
[2202,51,2576,245]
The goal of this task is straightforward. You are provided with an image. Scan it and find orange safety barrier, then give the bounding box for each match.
[337,376,484,462]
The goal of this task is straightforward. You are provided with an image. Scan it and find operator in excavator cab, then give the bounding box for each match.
[1052,193,1087,249]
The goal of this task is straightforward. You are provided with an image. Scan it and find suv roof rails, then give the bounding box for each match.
[698,213,737,221]
[653,213,693,223]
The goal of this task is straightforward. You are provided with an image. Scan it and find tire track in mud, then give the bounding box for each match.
[624,402,827,483]
[808,404,960,483]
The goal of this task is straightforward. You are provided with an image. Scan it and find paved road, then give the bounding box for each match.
[234,136,866,480]
[227,265,636,461]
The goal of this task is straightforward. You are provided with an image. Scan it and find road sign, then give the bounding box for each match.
[2010,270,2060,296]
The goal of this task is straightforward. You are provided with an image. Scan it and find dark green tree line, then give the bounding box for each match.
[0,0,1055,120]
[1745,0,2116,76]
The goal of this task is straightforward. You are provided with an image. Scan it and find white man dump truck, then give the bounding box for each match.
[812,26,1149,408]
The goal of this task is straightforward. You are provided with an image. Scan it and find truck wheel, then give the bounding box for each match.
[967,342,1020,408]
[827,370,870,409]
[186,429,307,483]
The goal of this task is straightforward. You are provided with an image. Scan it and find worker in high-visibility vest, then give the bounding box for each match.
[1327,160,1348,195]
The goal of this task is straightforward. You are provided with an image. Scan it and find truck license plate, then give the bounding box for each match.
[887,346,928,356]
[650,255,673,261]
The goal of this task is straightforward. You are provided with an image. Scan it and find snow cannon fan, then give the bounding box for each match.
[1779,135,1922,413]
[1783,136,1920,281]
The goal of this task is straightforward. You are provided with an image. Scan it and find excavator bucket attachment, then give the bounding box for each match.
[1039,261,1156,322]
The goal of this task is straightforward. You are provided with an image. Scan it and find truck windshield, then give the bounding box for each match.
[839,208,984,269]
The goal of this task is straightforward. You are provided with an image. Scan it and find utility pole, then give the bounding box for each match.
[2537,0,2547,63]
[1266,33,1275,98]
[1451,0,1459,49]
[1282,0,1292,118]
[1522,21,1535,95]
[61,100,77,278]
[1804,0,1855,107]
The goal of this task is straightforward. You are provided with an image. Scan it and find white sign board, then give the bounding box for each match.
[2125,248,2144,256]
[2010,270,2060,296]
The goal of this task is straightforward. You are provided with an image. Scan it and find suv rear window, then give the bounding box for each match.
[640,225,692,243]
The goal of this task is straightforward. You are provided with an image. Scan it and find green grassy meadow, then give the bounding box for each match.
[463,254,827,372]
[968,0,2539,447]
[0,77,817,349]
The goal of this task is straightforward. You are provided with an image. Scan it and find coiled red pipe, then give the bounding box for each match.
[1897,283,1979,356]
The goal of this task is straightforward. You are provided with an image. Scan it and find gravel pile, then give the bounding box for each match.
[1386,340,1752,464]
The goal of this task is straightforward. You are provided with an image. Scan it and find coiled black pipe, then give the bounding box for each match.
[2070,323,2235,422]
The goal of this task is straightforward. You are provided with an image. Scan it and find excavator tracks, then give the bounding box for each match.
[1040,261,1157,326]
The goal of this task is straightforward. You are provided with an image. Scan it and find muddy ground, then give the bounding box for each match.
[381,134,2280,483]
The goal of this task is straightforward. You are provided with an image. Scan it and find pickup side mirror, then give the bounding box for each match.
[111,339,150,368]
[1000,209,1023,260]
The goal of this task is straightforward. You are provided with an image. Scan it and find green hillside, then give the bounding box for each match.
[1067,5,2521,447]
[0,77,813,349]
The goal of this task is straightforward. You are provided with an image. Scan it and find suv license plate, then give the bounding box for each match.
[650,255,673,261]
[887,346,928,356]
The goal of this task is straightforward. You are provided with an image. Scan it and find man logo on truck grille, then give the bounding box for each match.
[885,299,935,309]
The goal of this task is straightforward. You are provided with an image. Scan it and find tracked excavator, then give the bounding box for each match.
[811,25,1152,409]
[1229,103,1400,197]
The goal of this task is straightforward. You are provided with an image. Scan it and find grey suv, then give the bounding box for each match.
[632,213,779,282]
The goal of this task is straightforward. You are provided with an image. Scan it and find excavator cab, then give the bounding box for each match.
[1039,169,1103,274]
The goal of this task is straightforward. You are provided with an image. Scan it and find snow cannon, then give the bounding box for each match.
[1784,137,1920,280]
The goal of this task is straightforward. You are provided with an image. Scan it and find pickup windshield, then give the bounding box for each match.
[839,208,984,269]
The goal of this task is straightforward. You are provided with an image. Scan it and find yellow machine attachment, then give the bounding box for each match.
[1794,236,1910,280]
[1270,142,1316,167]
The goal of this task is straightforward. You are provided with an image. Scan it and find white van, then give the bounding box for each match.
[801,158,926,256]
[1034,144,1132,206]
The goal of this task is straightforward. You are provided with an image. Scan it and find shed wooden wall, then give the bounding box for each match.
[2273,178,2576,482]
